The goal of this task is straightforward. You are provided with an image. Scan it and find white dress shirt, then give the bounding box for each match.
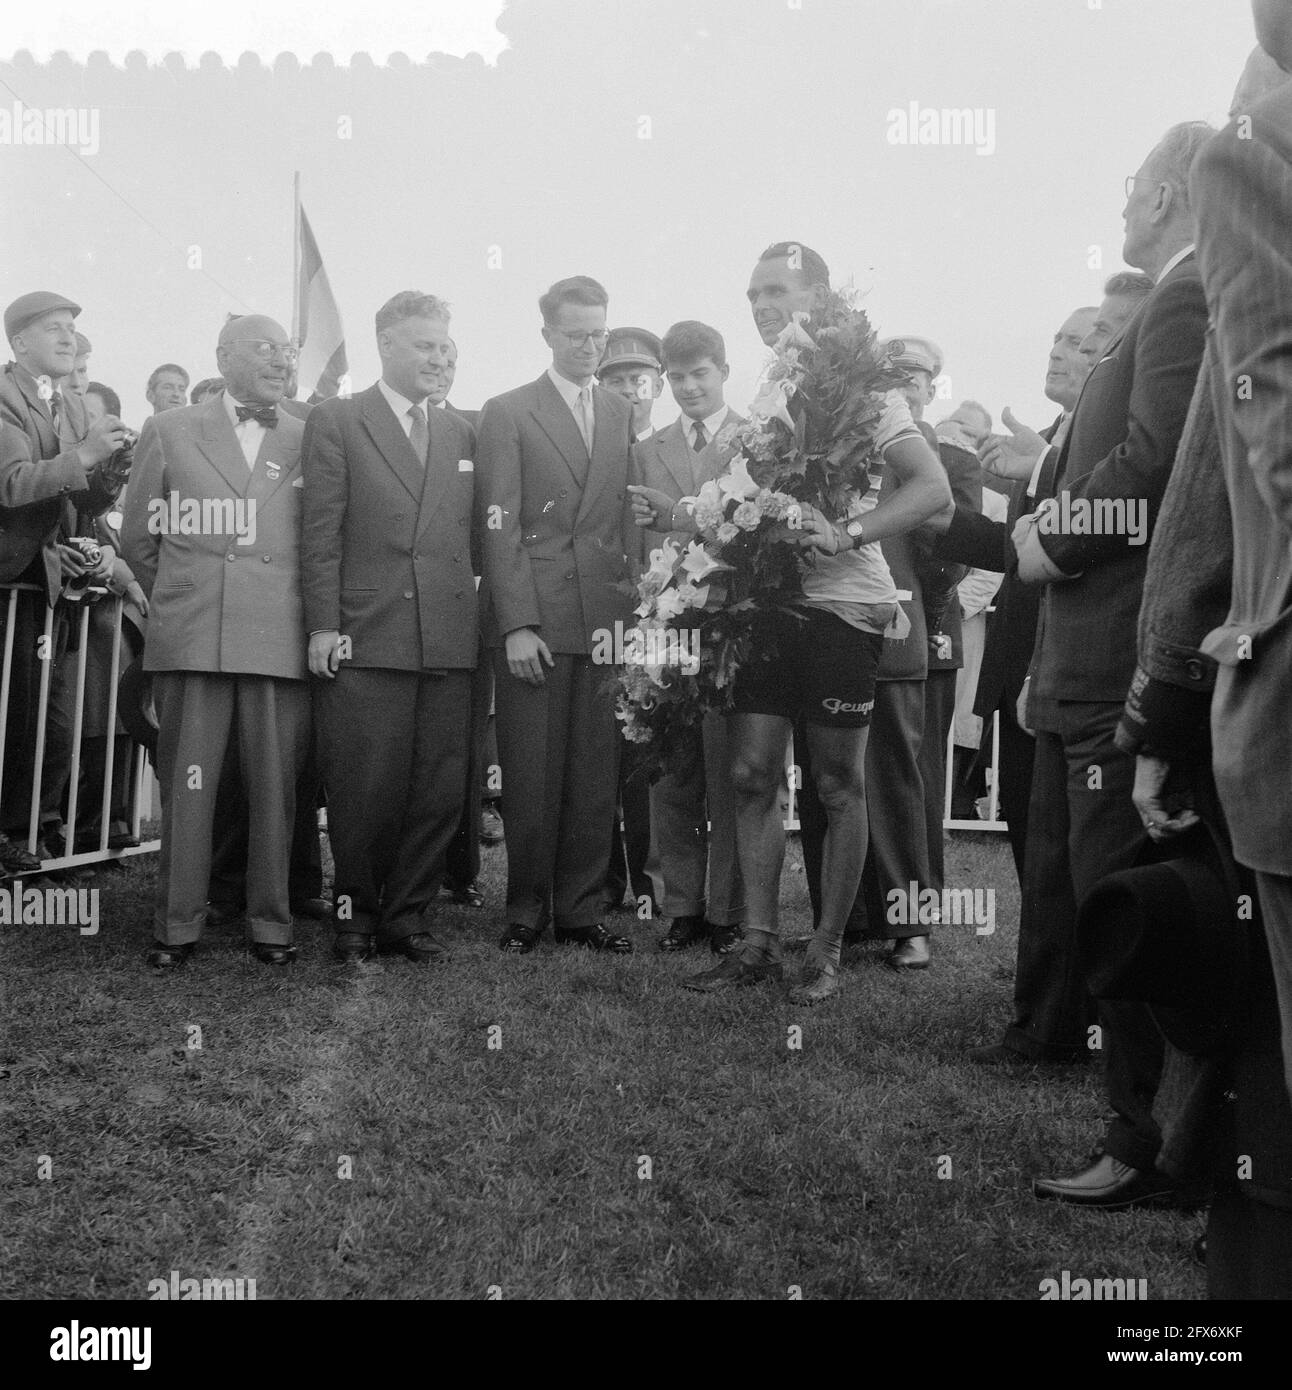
[681,405,730,451]
[546,365,595,445]
[1155,243,1196,284]
[377,376,429,439]
[223,389,267,469]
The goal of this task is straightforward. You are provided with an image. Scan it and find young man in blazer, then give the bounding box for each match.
[302,292,478,964]
[632,320,746,954]
[477,275,637,955]
[122,314,311,968]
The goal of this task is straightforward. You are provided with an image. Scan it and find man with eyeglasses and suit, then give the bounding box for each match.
[123,315,311,969]
[477,275,638,956]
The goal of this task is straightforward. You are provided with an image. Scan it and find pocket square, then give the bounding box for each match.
[292,478,304,487]
[458,459,474,472]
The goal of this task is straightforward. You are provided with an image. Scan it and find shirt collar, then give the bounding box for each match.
[377,376,426,422]
[546,365,593,410]
[682,405,729,443]
[223,389,255,428]
[1155,244,1196,285]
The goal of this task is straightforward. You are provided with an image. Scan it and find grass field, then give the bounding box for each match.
[1,829,1204,1300]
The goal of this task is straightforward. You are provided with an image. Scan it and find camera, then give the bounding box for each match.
[103,427,139,488]
[63,536,103,600]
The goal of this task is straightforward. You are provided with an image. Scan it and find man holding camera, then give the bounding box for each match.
[0,291,128,872]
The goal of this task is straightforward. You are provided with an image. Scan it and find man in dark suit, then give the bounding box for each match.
[631,320,746,955]
[302,292,478,964]
[122,314,311,968]
[1,291,128,875]
[991,123,1215,1206]
[477,275,637,955]
[1193,2,1292,1111]
[931,306,1100,1065]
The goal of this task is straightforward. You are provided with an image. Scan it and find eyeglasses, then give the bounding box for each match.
[549,328,610,349]
[1124,173,1158,198]
[229,338,299,364]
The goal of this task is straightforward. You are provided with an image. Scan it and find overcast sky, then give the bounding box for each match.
[1,0,1256,430]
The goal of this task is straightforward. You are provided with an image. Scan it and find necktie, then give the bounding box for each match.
[49,391,62,437]
[576,387,593,454]
[408,403,429,465]
[235,404,279,428]
[691,421,707,453]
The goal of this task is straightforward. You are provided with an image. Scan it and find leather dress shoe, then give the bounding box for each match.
[0,833,43,875]
[887,935,931,970]
[205,901,244,928]
[708,922,744,955]
[682,954,783,993]
[148,941,194,969]
[658,914,707,952]
[107,829,141,850]
[378,932,449,963]
[333,931,376,962]
[1032,1153,1178,1209]
[445,880,485,908]
[252,942,297,965]
[479,805,505,844]
[555,923,633,953]
[499,923,543,954]
[290,897,330,920]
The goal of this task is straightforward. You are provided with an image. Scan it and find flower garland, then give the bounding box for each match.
[615,289,907,773]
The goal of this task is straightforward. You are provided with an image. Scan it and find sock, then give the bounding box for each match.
[741,928,782,965]
[806,929,843,972]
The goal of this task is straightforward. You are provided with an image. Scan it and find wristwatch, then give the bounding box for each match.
[844,518,866,550]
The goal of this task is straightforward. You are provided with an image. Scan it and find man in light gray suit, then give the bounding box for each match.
[122,315,310,969]
[633,321,746,954]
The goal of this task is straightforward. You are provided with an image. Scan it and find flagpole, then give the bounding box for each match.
[291,170,301,347]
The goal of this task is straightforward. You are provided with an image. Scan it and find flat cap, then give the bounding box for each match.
[882,335,944,381]
[598,326,662,374]
[5,290,82,342]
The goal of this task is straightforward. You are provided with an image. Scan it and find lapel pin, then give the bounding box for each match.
[265,462,281,480]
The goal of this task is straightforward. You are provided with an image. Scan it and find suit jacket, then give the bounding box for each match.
[120,393,308,680]
[1115,349,1227,760]
[1029,254,1208,711]
[935,415,1060,714]
[444,401,479,429]
[630,410,746,559]
[301,384,478,671]
[924,438,981,671]
[1192,94,1292,875]
[0,363,121,602]
[875,422,977,682]
[476,373,636,654]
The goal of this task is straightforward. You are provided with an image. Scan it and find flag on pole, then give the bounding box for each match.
[295,203,348,400]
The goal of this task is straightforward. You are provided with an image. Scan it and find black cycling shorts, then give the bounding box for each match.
[729,607,883,727]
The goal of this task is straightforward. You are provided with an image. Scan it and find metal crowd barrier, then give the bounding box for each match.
[0,582,158,873]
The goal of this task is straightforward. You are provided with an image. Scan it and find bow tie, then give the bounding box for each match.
[234,404,278,428]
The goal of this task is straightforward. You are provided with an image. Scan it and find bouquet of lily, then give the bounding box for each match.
[615,289,906,771]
